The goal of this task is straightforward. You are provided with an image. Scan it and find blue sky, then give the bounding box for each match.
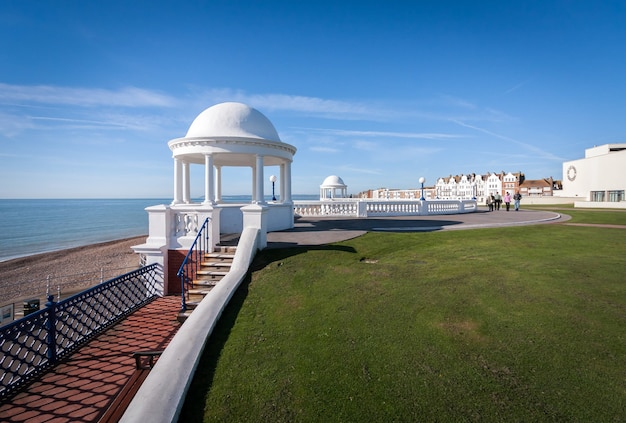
[1,0,625,198]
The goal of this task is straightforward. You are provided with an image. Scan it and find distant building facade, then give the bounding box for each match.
[367,187,432,200]
[519,177,557,198]
[434,171,532,201]
[359,172,528,202]
[358,171,561,202]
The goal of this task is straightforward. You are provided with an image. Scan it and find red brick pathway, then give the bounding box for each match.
[0,296,182,422]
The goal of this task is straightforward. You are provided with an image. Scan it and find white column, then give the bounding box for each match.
[284,160,292,202]
[215,165,222,203]
[203,154,214,205]
[255,155,264,204]
[173,158,183,205]
[279,163,285,203]
[251,165,256,202]
[182,161,190,204]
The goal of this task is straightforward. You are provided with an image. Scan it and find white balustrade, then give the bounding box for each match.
[294,199,477,218]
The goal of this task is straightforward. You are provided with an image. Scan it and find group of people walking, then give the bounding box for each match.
[486,191,522,212]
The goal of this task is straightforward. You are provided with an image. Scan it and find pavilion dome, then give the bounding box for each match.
[321,175,346,188]
[185,102,281,142]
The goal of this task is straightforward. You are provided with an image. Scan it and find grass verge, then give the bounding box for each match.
[180,212,626,422]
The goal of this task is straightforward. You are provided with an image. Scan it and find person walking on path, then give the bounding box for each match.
[486,194,493,211]
[503,192,512,211]
[494,193,502,210]
[513,191,522,211]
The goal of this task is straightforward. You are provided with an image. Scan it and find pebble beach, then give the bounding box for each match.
[0,236,146,309]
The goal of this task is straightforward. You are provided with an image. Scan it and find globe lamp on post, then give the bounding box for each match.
[269,175,277,201]
[419,176,426,200]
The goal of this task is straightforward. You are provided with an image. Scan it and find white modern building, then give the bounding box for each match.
[560,143,626,207]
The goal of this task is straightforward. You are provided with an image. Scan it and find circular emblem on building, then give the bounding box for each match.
[567,165,577,181]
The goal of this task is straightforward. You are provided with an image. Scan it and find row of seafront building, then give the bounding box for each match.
[356,144,626,208]
[358,171,557,203]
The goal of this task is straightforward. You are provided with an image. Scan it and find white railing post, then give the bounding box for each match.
[358,201,368,217]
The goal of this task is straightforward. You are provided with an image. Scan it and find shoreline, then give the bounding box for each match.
[0,235,147,305]
[0,234,148,264]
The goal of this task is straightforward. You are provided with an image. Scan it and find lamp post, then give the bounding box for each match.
[419,176,426,200]
[269,175,277,201]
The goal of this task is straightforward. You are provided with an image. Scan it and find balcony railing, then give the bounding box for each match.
[177,217,210,312]
[0,264,160,403]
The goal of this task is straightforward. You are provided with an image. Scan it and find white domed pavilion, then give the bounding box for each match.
[320,175,348,200]
[133,102,297,295]
[168,102,296,205]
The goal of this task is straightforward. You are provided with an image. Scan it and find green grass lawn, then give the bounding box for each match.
[180,210,626,422]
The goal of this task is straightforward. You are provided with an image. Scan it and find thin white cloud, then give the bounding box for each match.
[438,94,478,110]
[0,83,178,108]
[192,88,517,126]
[8,113,169,134]
[452,120,565,161]
[353,140,379,151]
[363,144,443,162]
[0,111,36,136]
[310,146,341,153]
[30,115,140,129]
[429,94,515,123]
[504,79,531,95]
[338,164,383,175]
[195,88,382,120]
[249,94,371,115]
[308,128,465,140]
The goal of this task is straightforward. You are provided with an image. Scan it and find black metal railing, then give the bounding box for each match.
[0,264,160,403]
[177,217,210,312]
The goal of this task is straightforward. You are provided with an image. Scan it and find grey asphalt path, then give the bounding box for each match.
[265,208,569,249]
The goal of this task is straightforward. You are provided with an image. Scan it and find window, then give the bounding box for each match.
[608,190,624,202]
[591,191,605,202]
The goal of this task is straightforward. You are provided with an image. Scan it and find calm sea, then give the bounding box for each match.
[0,195,318,262]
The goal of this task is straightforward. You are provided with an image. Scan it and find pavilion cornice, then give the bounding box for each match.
[168,137,297,155]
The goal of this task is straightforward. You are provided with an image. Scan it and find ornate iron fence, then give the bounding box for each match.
[0,263,160,403]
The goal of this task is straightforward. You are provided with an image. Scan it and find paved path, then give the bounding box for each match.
[267,208,570,248]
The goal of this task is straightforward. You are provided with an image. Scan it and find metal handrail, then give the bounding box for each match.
[176,217,210,312]
[0,264,160,404]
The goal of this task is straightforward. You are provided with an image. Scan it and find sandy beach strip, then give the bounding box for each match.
[0,236,147,308]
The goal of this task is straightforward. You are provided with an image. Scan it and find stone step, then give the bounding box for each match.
[213,245,237,254]
[196,270,229,280]
[206,250,236,256]
[192,280,219,288]
[188,287,214,296]
[180,298,200,311]
[179,244,237,322]
[200,261,232,268]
